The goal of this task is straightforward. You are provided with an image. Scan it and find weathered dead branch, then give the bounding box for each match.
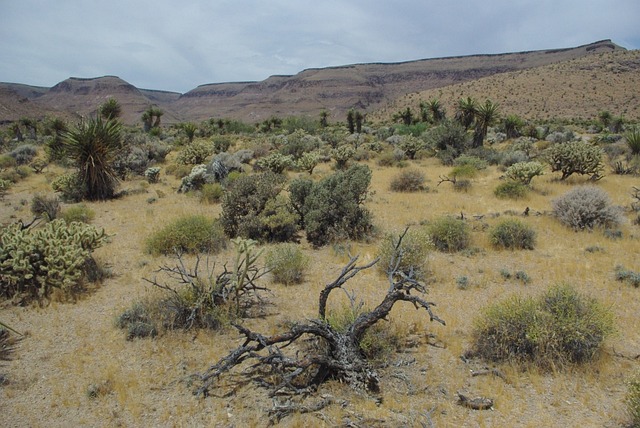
[194,229,445,401]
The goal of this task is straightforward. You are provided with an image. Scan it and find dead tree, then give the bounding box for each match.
[194,229,445,398]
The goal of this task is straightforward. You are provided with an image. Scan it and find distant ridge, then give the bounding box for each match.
[0,39,629,125]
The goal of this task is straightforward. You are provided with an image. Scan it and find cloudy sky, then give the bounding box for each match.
[1,0,639,93]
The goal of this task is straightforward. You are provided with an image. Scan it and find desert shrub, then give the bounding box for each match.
[389,168,426,192]
[327,301,403,361]
[614,266,640,288]
[265,243,310,285]
[63,117,125,200]
[200,183,224,204]
[471,284,615,368]
[454,155,487,170]
[398,135,426,160]
[60,204,95,224]
[51,172,86,203]
[303,164,373,246]
[116,301,159,340]
[450,164,478,180]
[145,140,171,163]
[505,161,545,186]
[0,179,11,200]
[494,180,529,199]
[145,215,227,256]
[176,141,212,165]
[0,155,17,169]
[166,163,192,179]
[212,135,233,153]
[552,186,622,230]
[255,152,294,174]
[489,218,536,250]
[546,140,604,180]
[178,164,211,193]
[627,373,640,426]
[500,150,530,168]
[220,172,297,243]
[427,120,470,158]
[0,220,107,304]
[207,152,245,183]
[30,194,61,220]
[427,217,470,253]
[278,129,322,160]
[8,144,38,165]
[377,228,432,280]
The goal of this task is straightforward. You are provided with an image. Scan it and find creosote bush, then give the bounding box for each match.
[471,284,615,369]
[199,183,224,204]
[494,180,529,199]
[265,243,310,285]
[489,218,536,250]
[427,217,470,253]
[552,186,622,230]
[389,168,426,192]
[61,204,95,224]
[145,215,227,256]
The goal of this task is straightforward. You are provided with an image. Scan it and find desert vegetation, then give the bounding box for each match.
[1,63,640,427]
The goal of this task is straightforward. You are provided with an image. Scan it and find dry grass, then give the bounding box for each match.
[0,152,639,427]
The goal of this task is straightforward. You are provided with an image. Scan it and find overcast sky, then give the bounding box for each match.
[1,1,639,93]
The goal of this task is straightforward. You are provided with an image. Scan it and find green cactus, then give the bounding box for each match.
[0,219,107,304]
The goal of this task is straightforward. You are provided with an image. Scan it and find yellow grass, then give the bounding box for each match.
[1,152,639,427]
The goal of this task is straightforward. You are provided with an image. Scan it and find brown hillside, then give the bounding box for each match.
[372,49,640,123]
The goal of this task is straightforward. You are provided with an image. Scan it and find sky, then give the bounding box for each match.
[1,0,639,94]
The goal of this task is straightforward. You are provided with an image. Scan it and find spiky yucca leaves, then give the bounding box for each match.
[63,116,125,200]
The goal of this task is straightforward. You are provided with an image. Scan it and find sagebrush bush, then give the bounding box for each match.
[0,220,107,304]
[8,144,38,165]
[30,194,61,220]
[60,204,95,224]
[377,228,432,280]
[145,215,226,256]
[389,168,426,192]
[427,217,470,252]
[265,243,310,285]
[489,219,536,250]
[472,284,615,369]
[494,180,529,199]
[552,186,622,230]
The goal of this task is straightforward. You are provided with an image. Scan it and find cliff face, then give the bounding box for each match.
[0,40,626,125]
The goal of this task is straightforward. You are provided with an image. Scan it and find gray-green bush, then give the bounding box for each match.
[552,186,623,230]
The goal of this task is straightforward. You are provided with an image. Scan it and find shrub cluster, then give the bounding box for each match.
[472,284,615,368]
[494,180,529,199]
[389,168,426,192]
[0,220,107,304]
[145,215,227,256]
[489,219,536,250]
[552,186,622,230]
[265,243,310,285]
[427,217,470,252]
[376,228,432,280]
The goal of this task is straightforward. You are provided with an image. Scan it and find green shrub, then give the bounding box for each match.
[377,228,432,280]
[389,168,426,192]
[471,284,615,368]
[61,204,95,224]
[200,183,224,204]
[51,173,86,203]
[427,217,470,253]
[398,135,426,159]
[145,215,227,256]
[303,164,373,246]
[0,220,107,304]
[30,194,61,220]
[552,186,622,230]
[450,164,478,179]
[489,219,536,250]
[627,373,640,427]
[265,243,310,285]
[454,155,487,170]
[494,180,529,199]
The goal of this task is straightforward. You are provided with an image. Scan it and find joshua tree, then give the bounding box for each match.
[347,109,356,134]
[503,114,524,139]
[395,107,414,125]
[472,100,499,148]
[100,98,122,120]
[181,122,198,143]
[63,116,125,200]
[454,96,478,130]
[142,106,163,132]
[426,99,445,124]
[319,110,329,128]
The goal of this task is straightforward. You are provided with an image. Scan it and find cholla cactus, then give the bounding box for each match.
[178,164,211,193]
[144,167,161,183]
[0,219,107,304]
[332,145,356,169]
[255,152,294,174]
[296,151,320,174]
[0,179,10,200]
[505,161,545,186]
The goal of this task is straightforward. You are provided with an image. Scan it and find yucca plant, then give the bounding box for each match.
[626,127,640,155]
[63,116,125,200]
